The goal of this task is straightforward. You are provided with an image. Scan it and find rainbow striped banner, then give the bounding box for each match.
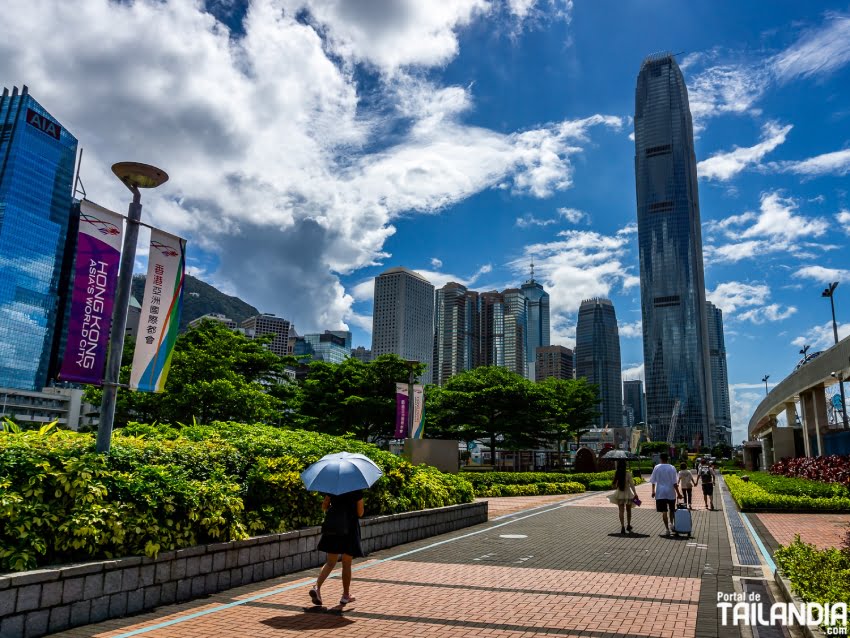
[130,228,186,392]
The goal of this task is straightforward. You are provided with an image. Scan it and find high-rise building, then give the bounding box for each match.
[241,313,292,357]
[0,86,78,390]
[351,346,372,363]
[623,379,646,427]
[433,282,481,385]
[326,330,352,350]
[501,289,527,377]
[294,331,349,364]
[706,301,732,446]
[188,313,238,330]
[634,53,715,447]
[535,345,573,382]
[371,267,435,383]
[521,267,550,381]
[575,298,623,428]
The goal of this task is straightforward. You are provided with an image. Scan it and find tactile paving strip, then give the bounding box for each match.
[719,477,760,566]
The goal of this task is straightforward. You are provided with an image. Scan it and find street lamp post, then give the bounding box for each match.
[762,374,770,397]
[822,281,849,430]
[404,359,419,439]
[799,344,810,361]
[96,162,168,454]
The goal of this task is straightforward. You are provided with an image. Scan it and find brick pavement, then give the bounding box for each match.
[51,485,751,638]
[477,493,586,518]
[753,513,850,550]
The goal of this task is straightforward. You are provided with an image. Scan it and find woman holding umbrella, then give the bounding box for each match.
[301,452,383,607]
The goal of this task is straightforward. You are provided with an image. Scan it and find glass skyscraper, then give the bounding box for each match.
[433,282,480,385]
[521,273,550,381]
[0,86,78,390]
[706,302,732,445]
[623,379,646,426]
[575,298,622,428]
[634,54,715,447]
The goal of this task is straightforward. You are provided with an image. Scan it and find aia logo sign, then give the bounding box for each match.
[26,108,61,141]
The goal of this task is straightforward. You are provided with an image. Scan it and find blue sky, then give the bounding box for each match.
[2,1,848,441]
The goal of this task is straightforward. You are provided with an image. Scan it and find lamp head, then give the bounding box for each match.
[111,162,168,190]
[822,281,839,297]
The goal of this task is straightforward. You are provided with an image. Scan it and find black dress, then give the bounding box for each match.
[316,490,364,558]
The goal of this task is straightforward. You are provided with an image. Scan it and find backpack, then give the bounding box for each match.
[321,504,350,536]
[698,466,713,484]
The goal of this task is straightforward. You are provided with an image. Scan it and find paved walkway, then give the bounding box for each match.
[51,476,785,638]
[477,493,586,518]
[753,513,850,550]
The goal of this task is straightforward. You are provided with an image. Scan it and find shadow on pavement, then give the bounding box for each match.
[261,610,355,630]
[606,532,651,538]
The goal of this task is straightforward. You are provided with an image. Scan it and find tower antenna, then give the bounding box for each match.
[530,256,535,282]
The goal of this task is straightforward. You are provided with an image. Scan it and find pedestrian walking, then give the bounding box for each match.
[300,451,383,607]
[311,489,365,606]
[678,462,695,510]
[649,452,681,536]
[697,457,716,510]
[608,459,639,534]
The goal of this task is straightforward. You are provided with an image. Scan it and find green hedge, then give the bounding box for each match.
[463,470,616,488]
[588,480,611,491]
[474,481,584,497]
[0,422,473,572]
[725,475,850,512]
[774,537,850,633]
[746,472,850,499]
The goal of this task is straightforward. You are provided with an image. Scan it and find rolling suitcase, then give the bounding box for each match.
[673,500,692,537]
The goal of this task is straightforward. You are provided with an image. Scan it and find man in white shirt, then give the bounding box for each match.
[649,452,682,536]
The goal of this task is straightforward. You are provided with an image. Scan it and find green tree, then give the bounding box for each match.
[640,441,670,456]
[298,354,424,442]
[536,377,600,451]
[84,320,300,426]
[712,441,733,459]
[426,366,543,454]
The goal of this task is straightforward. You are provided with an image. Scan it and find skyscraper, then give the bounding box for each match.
[623,379,646,426]
[706,301,732,445]
[634,53,715,447]
[521,266,550,381]
[433,282,480,385]
[293,332,349,364]
[241,313,292,357]
[535,345,573,382]
[371,267,435,383]
[502,288,528,377]
[0,86,78,390]
[575,298,623,428]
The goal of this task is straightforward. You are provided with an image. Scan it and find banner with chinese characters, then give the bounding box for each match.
[394,383,409,439]
[130,228,186,392]
[411,384,425,439]
[59,200,124,384]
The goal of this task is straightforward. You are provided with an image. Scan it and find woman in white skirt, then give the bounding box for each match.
[609,459,639,534]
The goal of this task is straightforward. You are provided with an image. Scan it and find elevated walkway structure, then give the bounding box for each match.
[748,334,850,467]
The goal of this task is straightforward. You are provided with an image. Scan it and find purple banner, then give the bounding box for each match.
[394,383,409,439]
[59,200,124,384]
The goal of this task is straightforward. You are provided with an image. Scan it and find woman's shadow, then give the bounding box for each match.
[262,607,355,630]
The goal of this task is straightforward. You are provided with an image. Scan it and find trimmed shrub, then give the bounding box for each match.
[473,481,584,498]
[774,536,850,633]
[0,422,473,572]
[725,475,850,512]
[770,455,850,489]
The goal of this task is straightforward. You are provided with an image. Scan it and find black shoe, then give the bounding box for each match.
[626,525,633,533]
[621,526,626,534]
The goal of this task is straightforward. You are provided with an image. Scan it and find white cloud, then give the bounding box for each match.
[697,122,792,181]
[621,363,644,383]
[838,210,850,234]
[512,226,637,345]
[0,0,622,336]
[771,13,850,82]
[704,192,829,264]
[706,282,770,314]
[729,383,766,444]
[516,213,557,228]
[771,148,850,177]
[792,265,850,284]
[618,320,642,339]
[430,257,443,269]
[557,207,589,224]
[686,61,768,131]
[737,303,797,324]
[792,321,850,350]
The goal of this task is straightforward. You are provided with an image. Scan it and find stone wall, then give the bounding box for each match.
[0,501,487,637]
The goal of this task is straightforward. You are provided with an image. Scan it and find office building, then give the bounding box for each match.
[241,313,293,357]
[623,379,646,426]
[293,331,349,364]
[634,53,715,447]
[0,386,85,430]
[433,282,481,385]
[371,267,435,383]
[706,301,732,445]
[502,289,528,377]
[351,346,372,363]
[521,268,550,381]
[188,313,238,330]
[0,86,78,390]
[575,298,623,428]
[535,345,573,382]
[326,330,352,350]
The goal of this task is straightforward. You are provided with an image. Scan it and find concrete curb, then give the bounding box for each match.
[773,569,828,638]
